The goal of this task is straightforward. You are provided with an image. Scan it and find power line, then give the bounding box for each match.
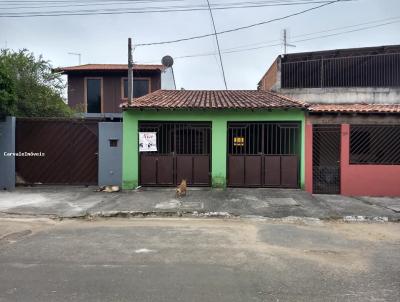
[0,0,347,4]
[0,1,342,12]
[206,0,228,89]
[0,0,185,10]
[135,0,345,46]
[220,15,400,52]
[0,0,352,17]
[140,16,400,62]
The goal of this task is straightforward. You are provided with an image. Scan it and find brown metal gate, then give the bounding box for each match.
[139,122,211,186]
[16,119,98,185]
[312,125,341,194]
[228,122,300,188]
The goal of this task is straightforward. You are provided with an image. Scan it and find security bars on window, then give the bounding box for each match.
[350,125,400,165]
[139,122,211,155]
[281,53,400,88]
[228,122,299,156]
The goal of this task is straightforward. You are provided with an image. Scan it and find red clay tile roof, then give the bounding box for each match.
[120,89,307,110]
[308,103,400,113]
[54,64,163,73]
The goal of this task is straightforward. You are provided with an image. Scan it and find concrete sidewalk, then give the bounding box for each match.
[0,186,399,221]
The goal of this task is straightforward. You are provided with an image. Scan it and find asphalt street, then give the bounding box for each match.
[0,218,399,302]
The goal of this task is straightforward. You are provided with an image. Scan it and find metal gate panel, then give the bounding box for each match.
[264,156,281,186]
[228,156,245,186]
[281,156,298,188]
[157,156,175,185]
[16,119,98,185]
[193,156,210,185]
[312,125,341,194]
[68,122,99,184]
[139,122,211,186]
[140,156,157,185]
[176,156,193,184]
[245,156,262,186]
[228,122,300,188]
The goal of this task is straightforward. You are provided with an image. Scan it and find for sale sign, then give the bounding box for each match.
[139,132,157,152]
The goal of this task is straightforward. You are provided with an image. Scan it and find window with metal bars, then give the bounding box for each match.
[228,122,299,155]
[281,53,400,88]
[350,125,400,165]
[139,122,211,155]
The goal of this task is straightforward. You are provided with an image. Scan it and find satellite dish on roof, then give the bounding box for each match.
[161,55,174,68]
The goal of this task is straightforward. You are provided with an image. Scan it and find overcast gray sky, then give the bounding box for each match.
[1,0,399,89]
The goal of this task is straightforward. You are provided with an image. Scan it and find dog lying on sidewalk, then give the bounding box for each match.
[95,185,120,193]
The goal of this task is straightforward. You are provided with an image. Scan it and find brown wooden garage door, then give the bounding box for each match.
[16,119,98,185]
[228,122,300,188]
[139,122,211,186]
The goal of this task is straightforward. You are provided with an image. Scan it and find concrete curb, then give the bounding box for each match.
[1,210,399,223]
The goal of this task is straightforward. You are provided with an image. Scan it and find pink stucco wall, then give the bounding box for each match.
[305,124,313,193]
[340,124,400,197]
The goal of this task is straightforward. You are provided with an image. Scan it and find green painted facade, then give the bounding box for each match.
[122,109,306,189]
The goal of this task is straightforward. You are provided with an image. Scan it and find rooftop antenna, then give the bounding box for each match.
[282,29,296,55]
[68,52,82,65]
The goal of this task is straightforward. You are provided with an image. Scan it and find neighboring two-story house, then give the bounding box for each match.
[55,63,176,115]
[47,63,176,187]
[258,45,400,196]
[258,44,400,103]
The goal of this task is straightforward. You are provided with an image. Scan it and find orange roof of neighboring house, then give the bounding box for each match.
[308,103,400,113]
[120,89,307,110]
[54,64,163,73]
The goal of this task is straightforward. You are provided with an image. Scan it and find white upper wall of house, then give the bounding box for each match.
[278,87,400,104]
[161,67,176,90]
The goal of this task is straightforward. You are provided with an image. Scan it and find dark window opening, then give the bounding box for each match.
[350,125,400,165]
[86,79,101,113]
[123,79,150,98]
[109,139,118,147]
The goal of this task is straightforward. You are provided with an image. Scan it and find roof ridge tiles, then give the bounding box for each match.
[120,89,306,110]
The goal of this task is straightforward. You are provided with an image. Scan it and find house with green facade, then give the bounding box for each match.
[121,90,307,190]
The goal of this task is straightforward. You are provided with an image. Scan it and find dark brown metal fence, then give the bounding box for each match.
[16,119,98,185]
[227,122,300,188]
[312,125,341,194]
[350,125,400,165]
[282,53,400,88]
[139,122,211,186]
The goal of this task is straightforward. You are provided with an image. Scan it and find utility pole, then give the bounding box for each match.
[128,37,134,104]
[68,52,82,65]
[282,29,296,55]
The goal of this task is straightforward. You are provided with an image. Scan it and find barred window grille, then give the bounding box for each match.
[350,125,400,165]
[139,122,211,155]
[281,53,400,88]
[228,122,299,156]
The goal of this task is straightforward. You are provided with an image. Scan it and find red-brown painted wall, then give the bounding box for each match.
[305,123,313,193]
[340,124,400,196]
[258,58,278,91]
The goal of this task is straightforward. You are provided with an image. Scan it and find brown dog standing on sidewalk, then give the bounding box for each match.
[176,179,187,198]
